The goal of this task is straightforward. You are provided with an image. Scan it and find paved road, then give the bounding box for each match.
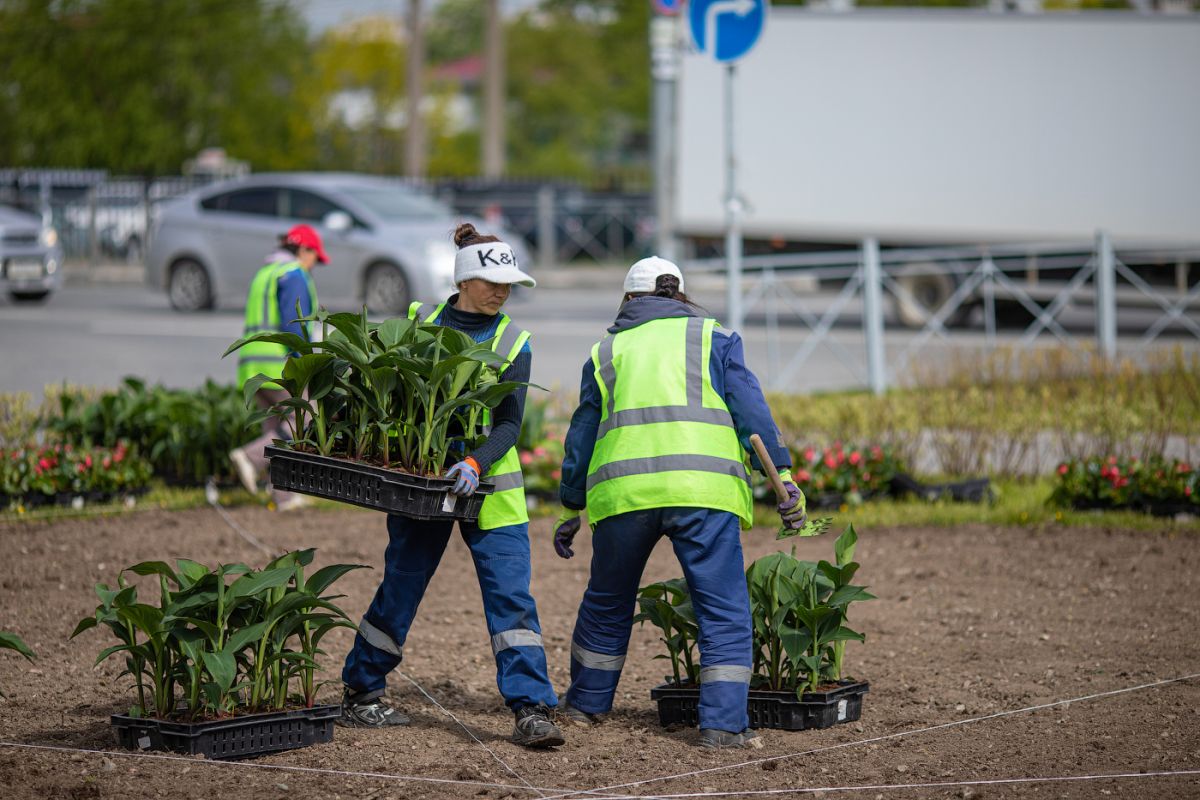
[1,276,1195,400]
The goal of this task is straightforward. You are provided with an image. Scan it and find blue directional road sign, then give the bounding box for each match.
[688,0,766,63]
[652,0,685,14]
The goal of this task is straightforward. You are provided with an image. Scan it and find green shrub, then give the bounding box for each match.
[44,378,258,486]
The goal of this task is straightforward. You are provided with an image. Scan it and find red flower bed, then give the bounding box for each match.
[787,443,904,507]
[1051,455,1197,515]
[1,443,153,509]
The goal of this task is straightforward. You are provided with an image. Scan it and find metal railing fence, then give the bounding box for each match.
[685,234,1200,392]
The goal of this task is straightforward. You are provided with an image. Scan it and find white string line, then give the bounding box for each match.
[205,478,275,557]
[0,741,554,794]
[621,769,1200,799]
[395,669,547,798]
[546,671,1200,800]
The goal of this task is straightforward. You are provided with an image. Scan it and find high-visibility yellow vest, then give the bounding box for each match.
[408,301,530,530]
[237,260,318,390]
[585,316,752,526]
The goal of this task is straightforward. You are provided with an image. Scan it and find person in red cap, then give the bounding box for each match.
[229,224,329,512]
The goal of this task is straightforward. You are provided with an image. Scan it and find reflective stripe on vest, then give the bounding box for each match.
[237,261,317,389]
[407,300,530,530]
[585,316,752,526]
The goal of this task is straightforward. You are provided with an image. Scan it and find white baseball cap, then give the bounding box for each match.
[623,256,685,294]
[454,242,536,287]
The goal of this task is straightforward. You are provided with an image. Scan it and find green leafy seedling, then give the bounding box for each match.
[777,516,834,540]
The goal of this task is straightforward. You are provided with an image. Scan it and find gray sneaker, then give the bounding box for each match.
[228,448,260,494]
[557,700,599,726]
[699,728,760,749]
[512,705,565,748]
[338,688,411,728]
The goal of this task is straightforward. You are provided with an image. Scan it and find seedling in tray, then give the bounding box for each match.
[71,550,365,758]
[639,524,874,731]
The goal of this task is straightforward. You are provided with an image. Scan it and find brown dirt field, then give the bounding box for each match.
[1,506,1198,800]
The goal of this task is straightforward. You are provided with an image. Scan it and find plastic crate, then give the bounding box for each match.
[650,680,869,731]
[111,704,341,760]
[266,446,493,521]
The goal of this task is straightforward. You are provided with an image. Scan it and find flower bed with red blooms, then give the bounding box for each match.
[1051,455,1198,515]
[519,436,565,502]
[0,443,153,509]
[788,443,904,508]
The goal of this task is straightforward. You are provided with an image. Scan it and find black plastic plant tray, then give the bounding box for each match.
[266,445,494,521]
[111,704,340,760]
[651,680,869,731]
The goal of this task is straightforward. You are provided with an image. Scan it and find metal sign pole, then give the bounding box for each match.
[650,13,679,262]
[725,62,743,332]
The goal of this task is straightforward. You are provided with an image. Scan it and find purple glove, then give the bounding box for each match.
[778,481,808,530]
[554,510,582,559]
[445,458,480,496]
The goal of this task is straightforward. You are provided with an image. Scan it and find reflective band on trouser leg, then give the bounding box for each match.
[491,628,543,654]
[358,617,404,658]
[571,642,626,671]
[568,641,627,715]
[700,665,751,684]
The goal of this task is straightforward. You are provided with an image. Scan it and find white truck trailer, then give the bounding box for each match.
[674,9,1200,325]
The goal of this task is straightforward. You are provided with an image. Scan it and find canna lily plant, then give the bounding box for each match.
[634,577,700,686]
[224,308,530,477]
[0,630,35,697]
[637,525,873,698]
[71,549,365,719]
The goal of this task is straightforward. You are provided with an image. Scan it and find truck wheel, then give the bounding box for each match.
[364,262,410,315]
[168,258,213,311]
[892,262,971,328]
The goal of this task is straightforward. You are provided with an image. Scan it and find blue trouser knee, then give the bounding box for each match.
[341,514,557,711]
[566,507,752,733]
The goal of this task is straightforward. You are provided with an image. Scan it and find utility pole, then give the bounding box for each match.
[650,10,679,262]
[483,0,506,177]
[405,0,426,178]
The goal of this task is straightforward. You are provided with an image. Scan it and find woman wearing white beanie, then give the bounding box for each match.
[340,223,565,749]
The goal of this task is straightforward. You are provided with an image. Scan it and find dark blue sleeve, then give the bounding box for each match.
[467,342,531,474]
[559,357,601,511]
[710,329,792,474]
[276,270,313,343]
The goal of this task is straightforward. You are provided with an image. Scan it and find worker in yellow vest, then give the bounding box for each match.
[228,224,325,512]
[339,224,565,749]
[552,257,807,748]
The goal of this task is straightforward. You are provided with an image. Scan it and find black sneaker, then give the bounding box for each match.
[338,687,411,728]
[512,704,565,748]
[699,728,761,749]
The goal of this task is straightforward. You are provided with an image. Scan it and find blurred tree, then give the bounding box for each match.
[0,0,317,174]
[310,15,408,174]
[425,0,485,65]
[505,0,650,185]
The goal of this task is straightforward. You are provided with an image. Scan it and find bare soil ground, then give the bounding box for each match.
[1,507,1198,799]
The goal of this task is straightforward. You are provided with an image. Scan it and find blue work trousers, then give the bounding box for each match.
[566,507,752,733]
[341,514,557,711]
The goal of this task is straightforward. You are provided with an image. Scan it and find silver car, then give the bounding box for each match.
[0,205,64,303]
[146,173,519,314]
